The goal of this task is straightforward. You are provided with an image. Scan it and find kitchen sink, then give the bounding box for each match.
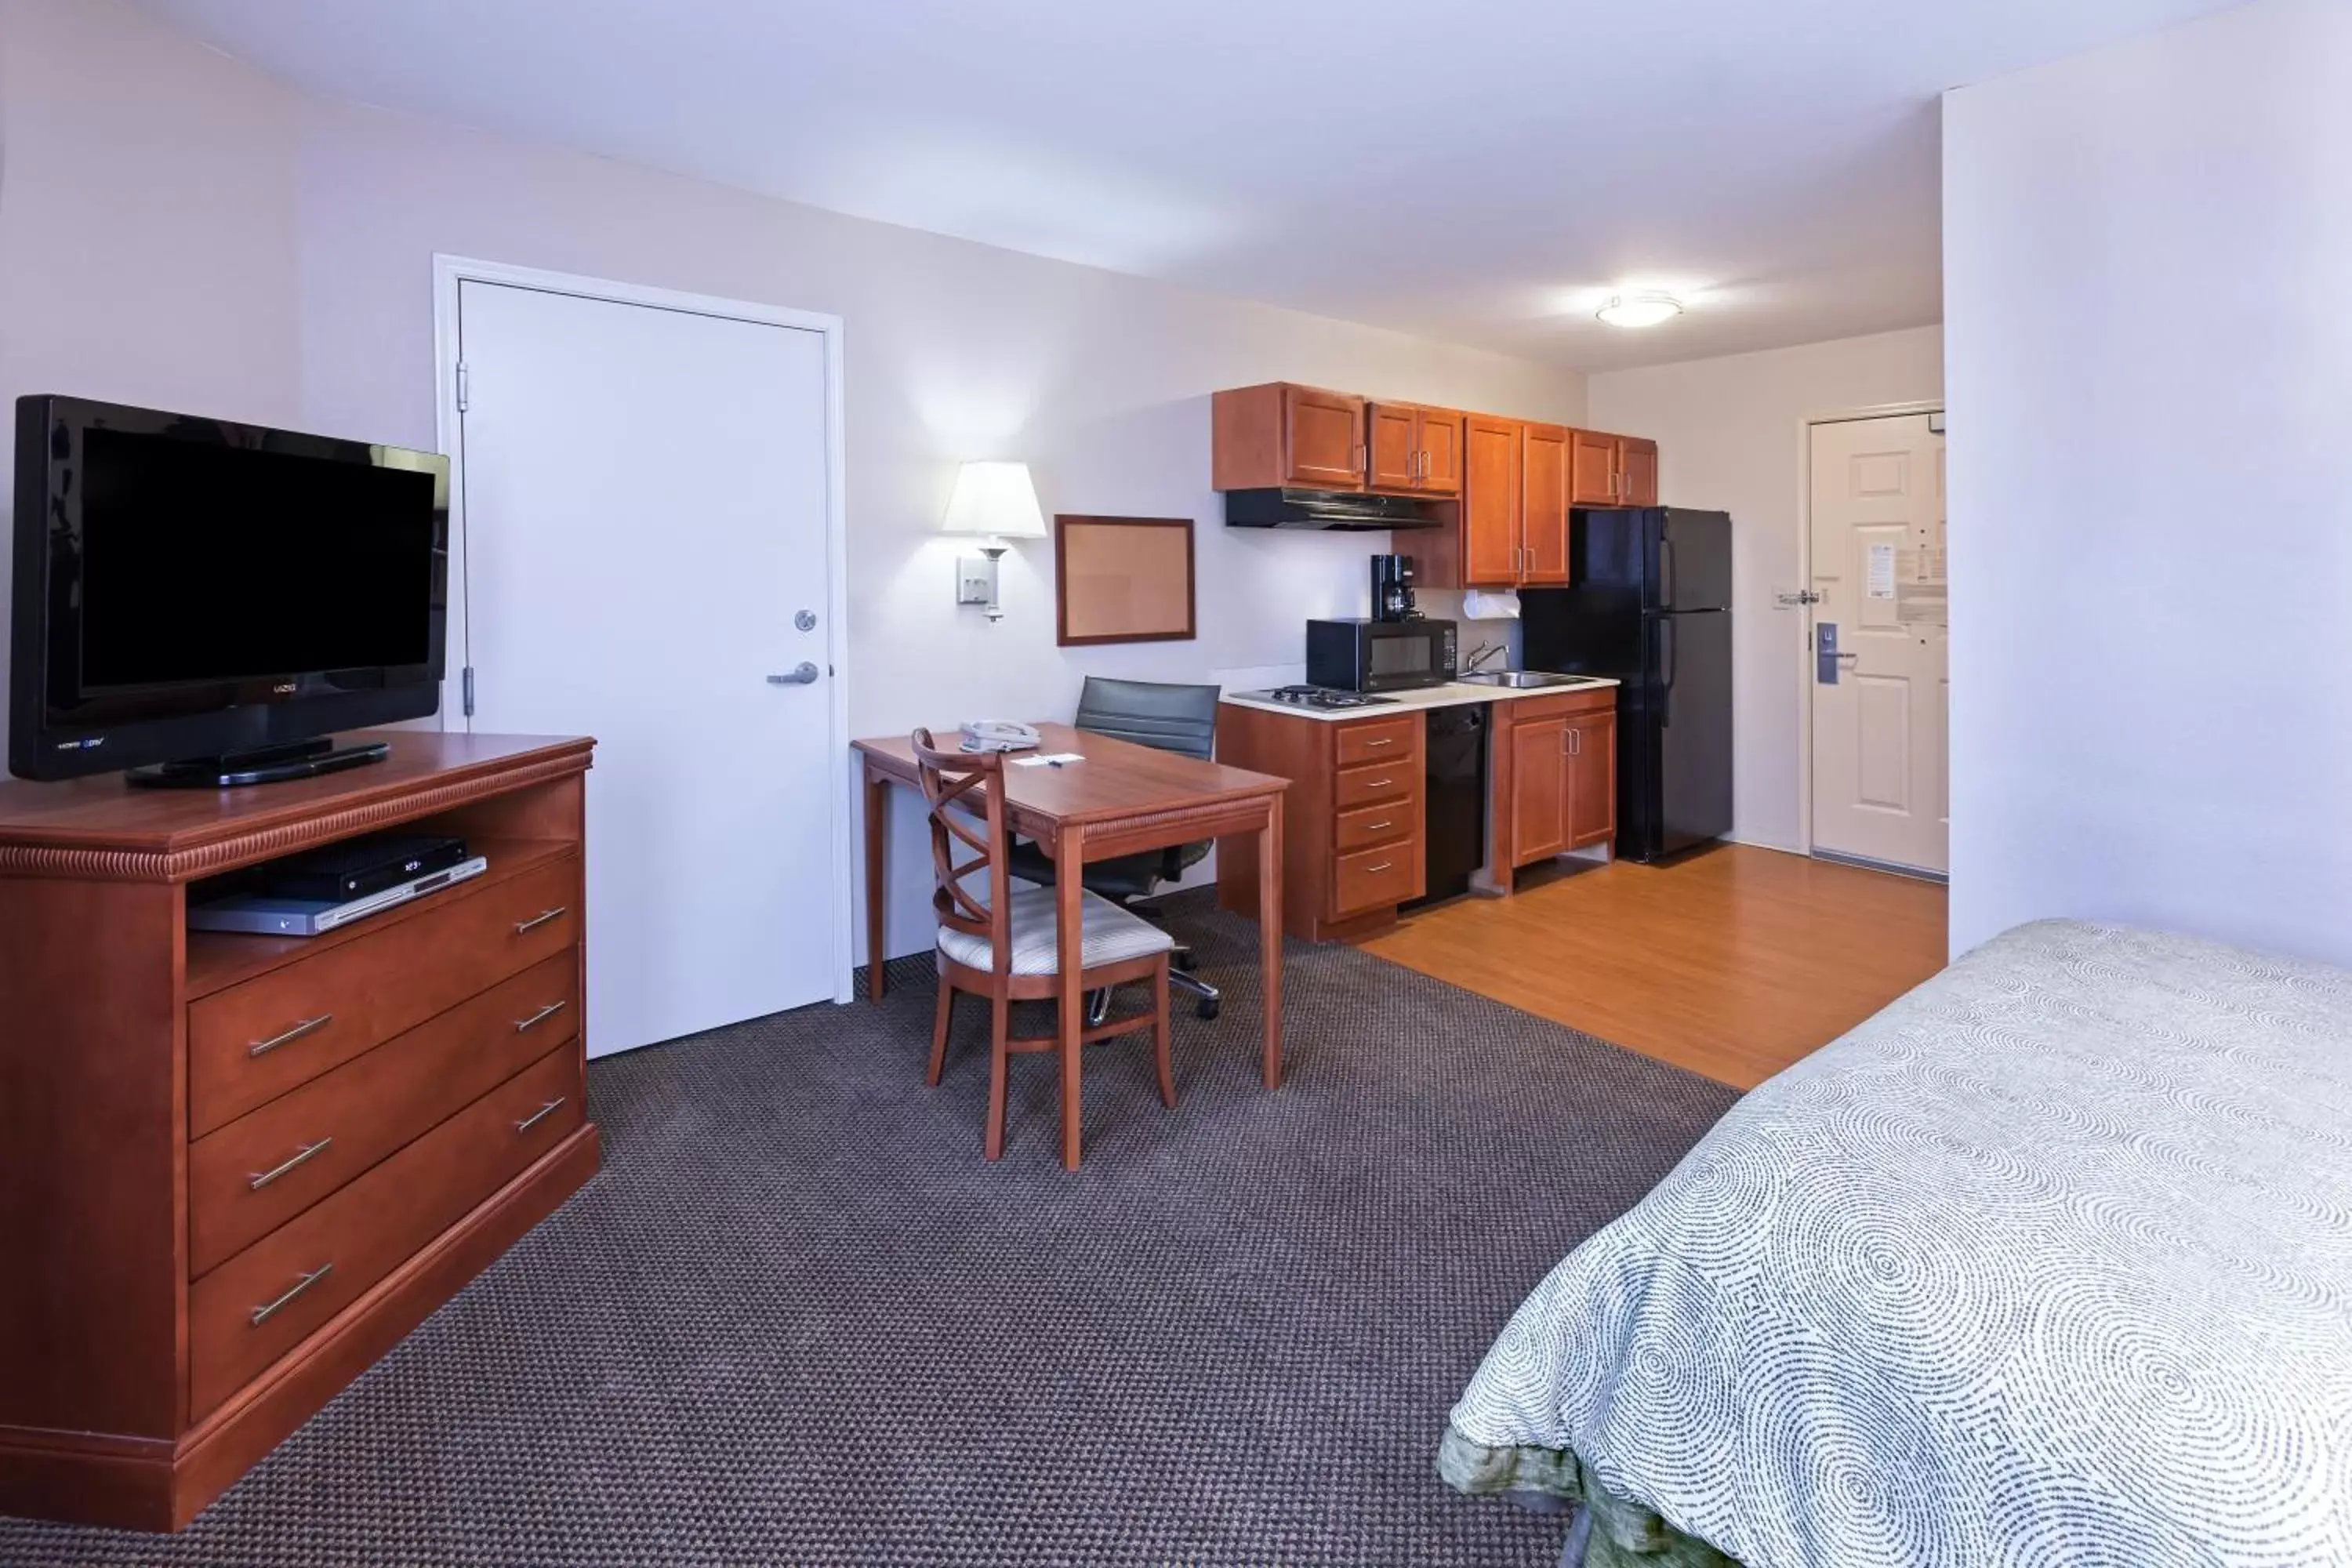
[1457,670,1601,689]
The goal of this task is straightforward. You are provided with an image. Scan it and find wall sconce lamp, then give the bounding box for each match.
[940,460,1047,622]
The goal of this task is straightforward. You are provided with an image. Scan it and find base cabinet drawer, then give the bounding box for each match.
[188,1044,584,1419]
[1333,842,1420,916]
[1334,800,1417,854]
[188,855,582,1136]
[1334,715,1419,768]
[189,951,581,1276]
[1333,760,1414,811]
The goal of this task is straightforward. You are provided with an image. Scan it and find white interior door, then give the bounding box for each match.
[1808,413,1948,875]
[456,279,837,1055]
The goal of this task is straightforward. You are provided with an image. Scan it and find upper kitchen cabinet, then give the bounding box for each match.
[1367,401,1418,491]
[1398,404,1464,495]
[1570,427,1620,506]
[1620,437,1659,506]
[1458,415,1522,586]
[1519,422,1572,586]
[1213,383,1367,491]
[1309,396,1465,495]
[1569,428,1660,506]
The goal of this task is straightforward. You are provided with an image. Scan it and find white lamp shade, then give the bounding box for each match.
[939,460,1047,539]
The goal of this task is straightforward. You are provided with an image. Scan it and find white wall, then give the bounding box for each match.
[1944,0,2352,964]
[1587,327,1944,851]
[0,0,1584,964]
[0,0,307,670]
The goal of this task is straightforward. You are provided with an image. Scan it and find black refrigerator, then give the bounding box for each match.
[1520,508,1733,862]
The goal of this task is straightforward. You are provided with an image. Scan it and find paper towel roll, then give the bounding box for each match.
[1461,589,1523,619]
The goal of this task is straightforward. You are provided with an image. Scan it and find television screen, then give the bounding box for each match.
[78,428,439,690]
[9,394,449,782]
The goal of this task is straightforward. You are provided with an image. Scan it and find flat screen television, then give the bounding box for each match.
[9,394,448,786]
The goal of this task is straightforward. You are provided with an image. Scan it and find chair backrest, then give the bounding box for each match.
[910,728,1011,975]
[1073,677,1218,760]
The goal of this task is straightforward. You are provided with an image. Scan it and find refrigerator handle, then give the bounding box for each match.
[1659,535,1678,611]
[1658,618,1675,728]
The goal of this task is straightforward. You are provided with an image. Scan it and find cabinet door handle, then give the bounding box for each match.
[248,1137,333,1191]
[515,1096,568,1134]
[250,1263,332,1327]
[514,1000,568,1033]
[248,1014,332,1058]
[513,906,568,936]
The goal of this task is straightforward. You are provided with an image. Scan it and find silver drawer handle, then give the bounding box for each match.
[248,1137,333,1191]
[248,1014,332,1058]
[1363,862,1394,873]
[1363,779,1394,789]
[1363,821,1395,832]
[513,906,568,936]
[515,1096,567,1134]
[1361,738,1396,748]
[250,1263,332,1327]
[514,1000,568,1033]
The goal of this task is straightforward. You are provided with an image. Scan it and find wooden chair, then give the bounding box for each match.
[911,728,1176,1162]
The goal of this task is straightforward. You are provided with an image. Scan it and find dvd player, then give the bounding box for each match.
[252,831,470,902]
[191,855,490,938]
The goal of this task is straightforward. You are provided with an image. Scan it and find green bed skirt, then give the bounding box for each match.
[1438,1427,1747,1568]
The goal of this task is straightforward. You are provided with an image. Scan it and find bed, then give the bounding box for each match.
[1441,919,2352,1568]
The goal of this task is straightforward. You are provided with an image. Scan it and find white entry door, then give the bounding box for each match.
[456,278,838,1055]
[1808,412,1948,875]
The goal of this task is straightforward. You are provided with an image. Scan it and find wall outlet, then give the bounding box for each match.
[955,556,994,606]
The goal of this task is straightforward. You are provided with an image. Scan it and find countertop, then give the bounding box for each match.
[1218,677,1620,723]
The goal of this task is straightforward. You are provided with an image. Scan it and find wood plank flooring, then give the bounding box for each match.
[1363,844,1947,1090]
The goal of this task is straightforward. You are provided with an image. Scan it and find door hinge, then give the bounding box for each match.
[455,361,470,413]
[461,666,475,717]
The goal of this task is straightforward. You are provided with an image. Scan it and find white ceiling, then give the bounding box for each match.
[135,0,2244,371]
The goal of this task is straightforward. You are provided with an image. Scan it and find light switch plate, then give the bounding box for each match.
[955,556,993,606]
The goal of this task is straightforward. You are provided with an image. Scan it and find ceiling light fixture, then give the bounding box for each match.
[1596,291,1684,329]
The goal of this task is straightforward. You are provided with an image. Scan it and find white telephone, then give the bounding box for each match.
[960,720,1042,754]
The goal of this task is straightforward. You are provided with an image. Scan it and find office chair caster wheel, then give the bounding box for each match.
[1172,950,1197,973]
[1196,997,1220,1021]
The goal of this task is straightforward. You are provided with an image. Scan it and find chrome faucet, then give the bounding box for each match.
[1463,641,1508,673]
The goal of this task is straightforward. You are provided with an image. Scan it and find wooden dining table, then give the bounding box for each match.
[852,724,1288,1169]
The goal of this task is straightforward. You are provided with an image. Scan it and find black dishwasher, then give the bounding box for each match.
[1407,704,1487,909]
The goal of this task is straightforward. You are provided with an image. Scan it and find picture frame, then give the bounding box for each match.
[1053,515,1197,647]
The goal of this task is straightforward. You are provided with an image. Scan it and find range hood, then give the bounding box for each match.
[1222,488,1447,531]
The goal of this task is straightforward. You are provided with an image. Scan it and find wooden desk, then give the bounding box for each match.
[853,724,1287,1167]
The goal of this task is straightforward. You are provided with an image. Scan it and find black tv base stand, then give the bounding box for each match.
[125,736,392,789]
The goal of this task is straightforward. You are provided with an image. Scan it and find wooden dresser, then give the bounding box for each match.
[0,731,600,1530]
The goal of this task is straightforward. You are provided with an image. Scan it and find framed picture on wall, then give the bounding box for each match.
[1054,515,1196,647]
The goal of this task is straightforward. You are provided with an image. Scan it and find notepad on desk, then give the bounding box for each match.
[1011,753,1086,767]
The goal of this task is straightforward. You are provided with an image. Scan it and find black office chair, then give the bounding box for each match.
[1007,677,1224,1021]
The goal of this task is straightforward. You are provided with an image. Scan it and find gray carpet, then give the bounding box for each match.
[0,892,1737,1566]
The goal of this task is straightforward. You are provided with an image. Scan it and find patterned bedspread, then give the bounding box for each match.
[1443,920,2352,1568]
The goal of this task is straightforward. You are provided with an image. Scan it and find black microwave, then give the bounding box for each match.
[1305,618,1457,693]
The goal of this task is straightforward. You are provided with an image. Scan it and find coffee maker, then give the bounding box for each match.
[1371,554,1421,622]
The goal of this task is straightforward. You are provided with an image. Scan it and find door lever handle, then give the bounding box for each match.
[767,662,821,685]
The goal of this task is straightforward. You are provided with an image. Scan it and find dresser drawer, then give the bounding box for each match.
[188,1043,583,1419]
[1332,842,1418,916]
[1332,759,1415,811]
[1332,714,1418,768]
[1334,800,1417,854]
[188,855,581,1136]
[188,950,580,1277]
